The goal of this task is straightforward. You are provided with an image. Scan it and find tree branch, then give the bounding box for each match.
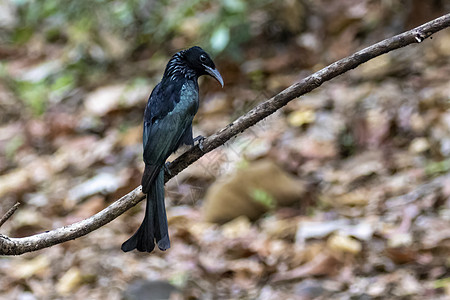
[1,14,449,255]
[0,187,145,255]
[0,202,20,229]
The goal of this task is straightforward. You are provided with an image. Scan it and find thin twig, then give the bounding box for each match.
[0,202,20,228]
[1,14,449,255]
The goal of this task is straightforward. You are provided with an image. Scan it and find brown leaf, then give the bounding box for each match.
[271,252,340,283]
[384,247,417,264]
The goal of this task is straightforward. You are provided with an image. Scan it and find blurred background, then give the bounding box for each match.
[0,0,449,299]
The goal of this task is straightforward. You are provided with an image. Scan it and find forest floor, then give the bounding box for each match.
[1,1,450,299]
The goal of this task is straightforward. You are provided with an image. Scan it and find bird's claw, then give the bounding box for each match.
[164,162,172,176]
[194,135,206,152]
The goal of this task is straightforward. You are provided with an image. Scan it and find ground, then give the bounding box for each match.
[0,1,449,299]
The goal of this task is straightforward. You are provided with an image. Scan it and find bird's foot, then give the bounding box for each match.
[194,135,206,152]
[164,162,172,176]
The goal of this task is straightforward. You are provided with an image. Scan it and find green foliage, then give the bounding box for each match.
[433,277,450,289]
[5,134,24,160]
[2,0,268,114]
[210,25,230,53]
[7,0,264,56]
[426,159,450,176]
[11,71,76,116]
[251,188,275,210]
[15,80,48,115]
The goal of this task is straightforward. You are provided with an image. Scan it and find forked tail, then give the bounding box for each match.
[121,168,170,252]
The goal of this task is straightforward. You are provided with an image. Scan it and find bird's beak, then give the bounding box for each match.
[203,64,224,87]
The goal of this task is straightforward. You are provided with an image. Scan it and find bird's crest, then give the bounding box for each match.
[164,50,196,81]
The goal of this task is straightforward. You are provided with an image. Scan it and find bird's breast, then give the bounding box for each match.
[178,81,199,116]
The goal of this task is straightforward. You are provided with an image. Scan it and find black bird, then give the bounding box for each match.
[122,46,223,253]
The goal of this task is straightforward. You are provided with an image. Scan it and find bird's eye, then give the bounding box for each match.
[199,54,207,62]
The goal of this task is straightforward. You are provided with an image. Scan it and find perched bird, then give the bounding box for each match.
[122,46,223,253]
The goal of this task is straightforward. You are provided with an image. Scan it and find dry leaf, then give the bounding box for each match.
[271,253,340,283]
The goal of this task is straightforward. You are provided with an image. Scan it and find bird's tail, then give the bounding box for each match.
[121,168,170,252]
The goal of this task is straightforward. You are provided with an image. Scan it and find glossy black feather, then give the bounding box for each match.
[122,46,222,253]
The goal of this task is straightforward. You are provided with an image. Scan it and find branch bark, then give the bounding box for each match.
[0,202,20,229]
[1,14,449,255]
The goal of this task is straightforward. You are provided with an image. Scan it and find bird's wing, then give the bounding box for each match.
[142,80,198,185]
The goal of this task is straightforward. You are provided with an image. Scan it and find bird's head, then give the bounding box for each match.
[184,46,224,87]
[165,46,224,87]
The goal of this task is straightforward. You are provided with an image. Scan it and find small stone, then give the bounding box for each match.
[12,255,50,279]
[409,137,429,153]
[327,234,362,254]
[387,232,413,248]
[123,280,180,300]
[294,279,326,298]
[56,267,83,295]
[287,109,316,127]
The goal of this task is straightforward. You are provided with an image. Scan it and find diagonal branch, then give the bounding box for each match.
[0,202,20,229]
[1,14,449,255]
